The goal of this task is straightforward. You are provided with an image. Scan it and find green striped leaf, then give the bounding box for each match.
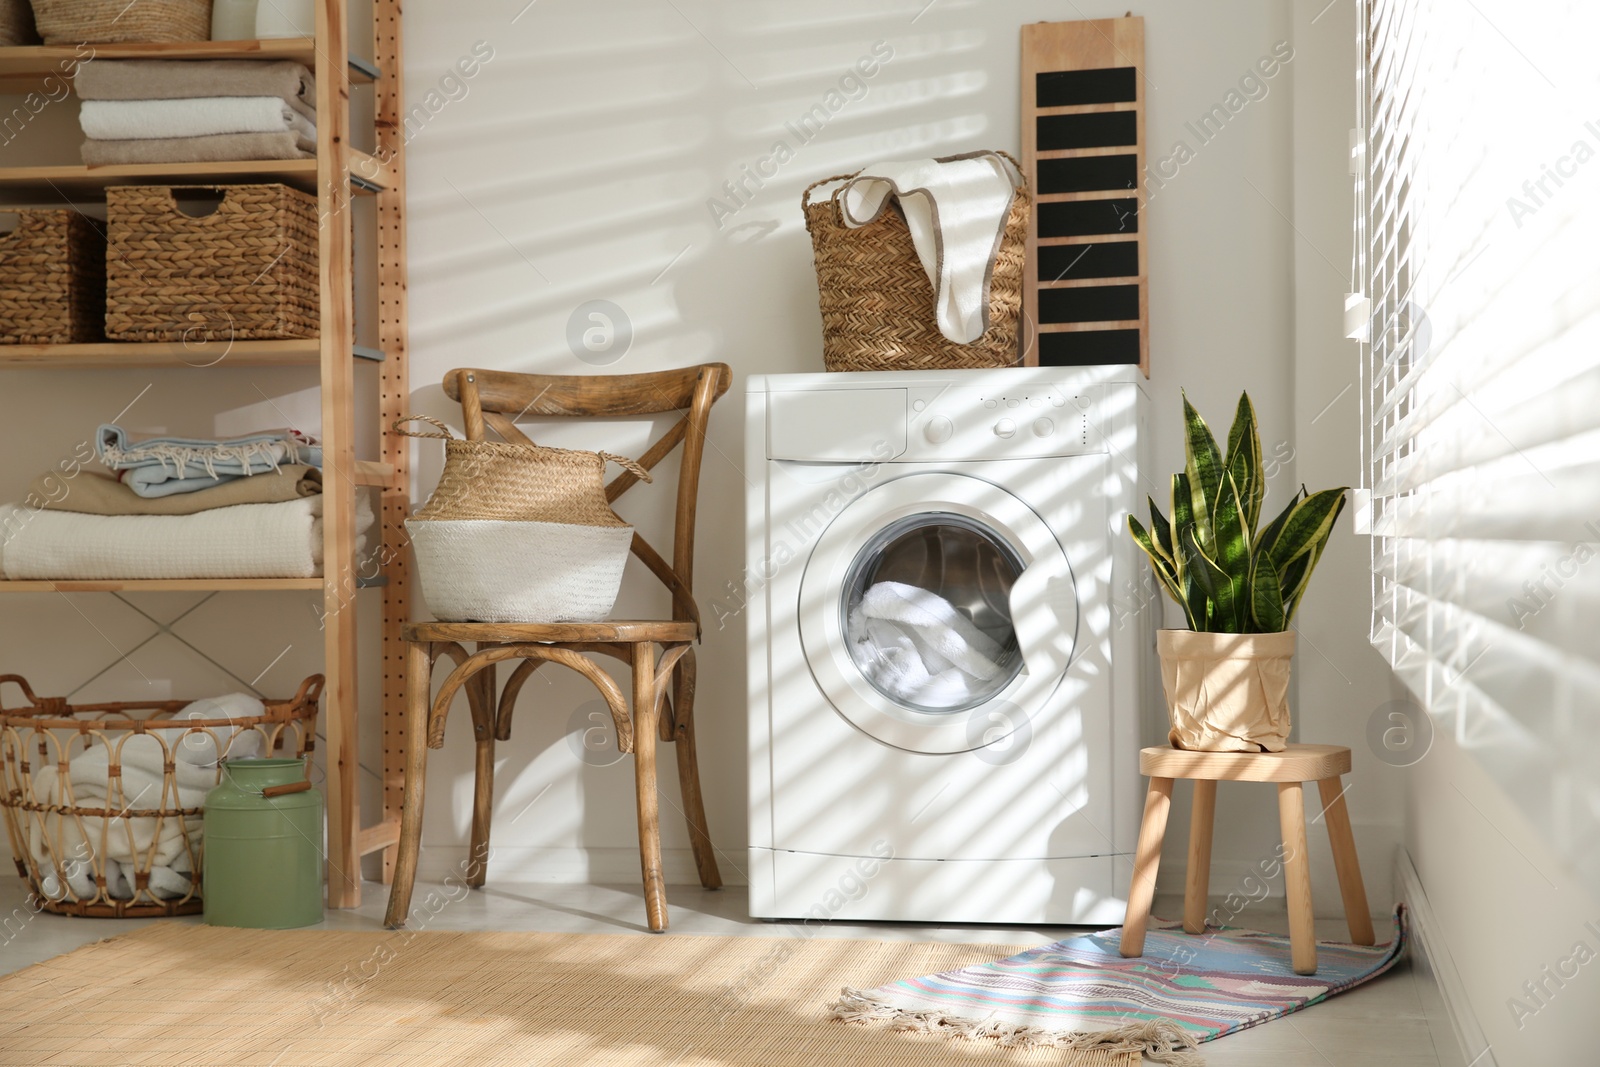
[1223,392,1264,534]
[1254,488,1303,561]
[1211,473,1250,630]
[1266,487,1349,571]
[1171,472,1194,554]
[1250,554,1286,632]
[1182,393,1224,551]
[1148,497,1176,565]
[1181,521,1236,628]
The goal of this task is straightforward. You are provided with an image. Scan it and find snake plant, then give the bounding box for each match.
[1129,392,1348,633]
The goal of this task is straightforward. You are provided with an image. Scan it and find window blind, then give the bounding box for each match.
[1358,0,1600,894]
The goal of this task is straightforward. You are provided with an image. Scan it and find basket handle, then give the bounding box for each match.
[392,414,457,440]
[0,681,55,713]
[802,150,1029,210]
[599,452,653,484]
[262,780,314,799]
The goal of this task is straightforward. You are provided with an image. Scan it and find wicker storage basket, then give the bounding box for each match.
[397,415,649,624]
[802,151,1029,372]
[0,210,106,345]
[29,0,211,44]
[105,184,319,342]
[0,674,322,918]
[0,0,39,45]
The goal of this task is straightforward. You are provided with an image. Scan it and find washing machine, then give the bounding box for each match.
[745,367,1153,925]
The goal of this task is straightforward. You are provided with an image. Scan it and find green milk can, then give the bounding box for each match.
[202,758,324,928]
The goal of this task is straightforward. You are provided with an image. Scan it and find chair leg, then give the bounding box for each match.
[1318,776,1376,945]
[671,648,721,890]
[1184,779,1216,935]
[1120,776,1174,958]
[1278,781,1318,975]
[466,663,496,889]
[632,645,668,932]
[384,641,432,930]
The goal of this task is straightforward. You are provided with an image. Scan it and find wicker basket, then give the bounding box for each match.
[105,183,319,342]
[0,0,39,45]
[0,210,106,345]
[0,674,322,918]
[803,151,1029,372]
[397,414,649,623]
[29,0,211,44]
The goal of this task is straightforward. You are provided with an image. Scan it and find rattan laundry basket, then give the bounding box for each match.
[397,415,649,624]
[0,209,106,344]
[0,674,322,918]
[802,150,1029,372]
[105,184,319,342]
[30,0,211,44]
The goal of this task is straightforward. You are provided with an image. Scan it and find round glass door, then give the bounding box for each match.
[841,513,1026,714]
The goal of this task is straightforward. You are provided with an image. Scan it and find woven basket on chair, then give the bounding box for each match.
[105,184,319,342]
[802,150,1029,372]
[397,414,650,624]
[30,0,211,44]
[0,674,323,919]
[0,0,39,45]
[0,210,106,345]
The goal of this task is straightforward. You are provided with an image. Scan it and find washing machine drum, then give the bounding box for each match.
[799,472,1078,754]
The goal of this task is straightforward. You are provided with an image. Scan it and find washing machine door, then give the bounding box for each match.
[799,472,1078,754]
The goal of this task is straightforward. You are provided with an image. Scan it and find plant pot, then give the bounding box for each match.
[1157,630,1295,752]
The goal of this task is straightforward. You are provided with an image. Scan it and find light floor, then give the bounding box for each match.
[0,878,1447,1066]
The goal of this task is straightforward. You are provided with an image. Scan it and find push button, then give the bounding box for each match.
[994,418,1016,438]
[1033,418,1054,438]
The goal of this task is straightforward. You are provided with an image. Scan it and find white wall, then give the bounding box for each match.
[0,1,1405,912]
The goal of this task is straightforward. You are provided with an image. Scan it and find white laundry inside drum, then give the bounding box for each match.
[841,514,1024,713]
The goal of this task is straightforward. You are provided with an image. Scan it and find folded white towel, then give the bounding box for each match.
[0,495,373,581]
[79,96,316,141]
[847,581,1006,709]
[27,696,270,902]
[840,153,1018,344]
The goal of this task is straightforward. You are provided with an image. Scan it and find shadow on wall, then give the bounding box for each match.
[399,0,1001,872]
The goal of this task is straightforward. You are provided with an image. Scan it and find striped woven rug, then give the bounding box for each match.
[0,922,1133,1066]
[835,908,1407,1065]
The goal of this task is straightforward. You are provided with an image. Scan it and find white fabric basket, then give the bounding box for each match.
[407,518,634,624]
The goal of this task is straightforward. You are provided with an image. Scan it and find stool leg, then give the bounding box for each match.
[384,641,432,930]
[1318,776,1376,945]
[1120,777,1174,958]
[1278,781,1317,975]
[1184,779,1217,934]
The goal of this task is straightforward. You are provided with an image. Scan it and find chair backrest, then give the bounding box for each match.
[443,364,733,632]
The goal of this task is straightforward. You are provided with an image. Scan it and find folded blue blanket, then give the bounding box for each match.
[96,425,323,498]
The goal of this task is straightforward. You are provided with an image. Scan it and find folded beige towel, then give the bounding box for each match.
[30,467,322,516]
[81,131,314,165]
[74,60,317,121]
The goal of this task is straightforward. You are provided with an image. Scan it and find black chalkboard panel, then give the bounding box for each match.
[1037,155,1138,194]
[1037,111,1138,150]
[1036,67,1137,107]
[1039,284,1140,323]
[1038,329,1142,366]
[1037,242,1139,282]
[1038,199,1138,237]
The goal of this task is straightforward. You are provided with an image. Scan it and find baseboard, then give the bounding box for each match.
[1394,845,1494,1067]
[414,845,749,887]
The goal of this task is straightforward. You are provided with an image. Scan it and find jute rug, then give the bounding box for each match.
[0,922,1135,1066]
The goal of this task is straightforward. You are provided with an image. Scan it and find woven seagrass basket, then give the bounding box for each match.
[396,414,650,624]
[0,210,106,345]
[802,150,1029,372]
[0,674,322,919]
[105,184,319,342]
[30,0,210,44]
[0,0,38,45]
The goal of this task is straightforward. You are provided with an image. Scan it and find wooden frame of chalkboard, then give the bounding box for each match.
[1021,17,1149,375]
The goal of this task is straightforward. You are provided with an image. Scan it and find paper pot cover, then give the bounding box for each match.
[1157,630,1296,752]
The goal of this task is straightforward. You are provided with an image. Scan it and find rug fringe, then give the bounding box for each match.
[831,988,1207,1066]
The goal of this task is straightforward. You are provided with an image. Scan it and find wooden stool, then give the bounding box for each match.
[1119,743,1374,976]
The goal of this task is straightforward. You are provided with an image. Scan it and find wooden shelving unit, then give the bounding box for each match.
[0,1,411,909]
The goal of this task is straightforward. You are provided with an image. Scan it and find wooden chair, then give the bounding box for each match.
[384,363,732,933]
[1119,743,1374,976]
